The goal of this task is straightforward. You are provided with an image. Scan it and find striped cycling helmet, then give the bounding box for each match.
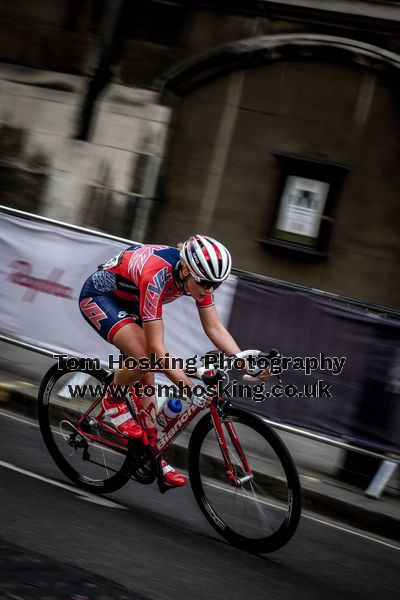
[180,235,232,284]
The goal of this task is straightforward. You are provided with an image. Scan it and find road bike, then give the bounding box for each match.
[38,349,302,553]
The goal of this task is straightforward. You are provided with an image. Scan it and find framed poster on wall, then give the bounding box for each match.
[261,154,349,258]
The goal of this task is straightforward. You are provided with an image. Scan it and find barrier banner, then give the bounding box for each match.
[227,279,400,455]
[1,211,399,453]
[0,213,236,370]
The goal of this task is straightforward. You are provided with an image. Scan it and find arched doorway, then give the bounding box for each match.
[151,34,400,306]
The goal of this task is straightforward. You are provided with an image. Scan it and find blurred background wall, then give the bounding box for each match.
[0,68,170,240]
[0,0,399,307]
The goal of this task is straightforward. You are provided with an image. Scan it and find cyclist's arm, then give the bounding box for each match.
[143,320,194,389]
[199,307,271,379]
[137,261,194,390]
[198,305,240,356]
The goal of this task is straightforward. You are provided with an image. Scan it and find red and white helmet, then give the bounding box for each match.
[180,235,232,284]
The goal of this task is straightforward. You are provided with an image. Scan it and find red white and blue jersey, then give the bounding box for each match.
[87,244,214,323]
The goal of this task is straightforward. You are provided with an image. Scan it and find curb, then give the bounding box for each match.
[2,386,399,543]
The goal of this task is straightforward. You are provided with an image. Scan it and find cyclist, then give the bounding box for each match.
[79,235,267,489]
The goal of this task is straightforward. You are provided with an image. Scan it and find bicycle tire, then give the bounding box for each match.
[188,405,302,553]
[38,362,133,494]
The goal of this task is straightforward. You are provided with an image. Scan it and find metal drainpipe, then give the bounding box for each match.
[74,0,127,140]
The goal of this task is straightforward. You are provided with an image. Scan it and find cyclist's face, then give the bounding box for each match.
[185,274,217,299]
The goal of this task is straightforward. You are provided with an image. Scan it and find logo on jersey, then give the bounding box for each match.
[8,260,74,303]
[128,246,168,282]
[147,267,172,294]
[143,267,172,320]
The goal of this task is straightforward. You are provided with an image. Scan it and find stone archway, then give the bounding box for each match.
[151,34,400,306]
[156,34,400,98]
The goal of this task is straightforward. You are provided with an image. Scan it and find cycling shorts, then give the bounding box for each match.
[79,277,142,344]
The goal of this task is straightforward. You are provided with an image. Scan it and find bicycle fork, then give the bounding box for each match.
[209,403,253,487]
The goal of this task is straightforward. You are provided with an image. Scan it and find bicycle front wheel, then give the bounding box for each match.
[188,406,301,553]
[38,363,132,494]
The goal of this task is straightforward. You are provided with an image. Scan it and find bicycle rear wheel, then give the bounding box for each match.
[188,406,301,553]
[38,362,132,494]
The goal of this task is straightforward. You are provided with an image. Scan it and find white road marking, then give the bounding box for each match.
[0,408,121,457]
[301,513,400,551]
[1,409,399,550]
[0,459,127,510]
[0,409,39,427]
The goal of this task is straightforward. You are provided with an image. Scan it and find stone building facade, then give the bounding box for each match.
[0,0,399,307]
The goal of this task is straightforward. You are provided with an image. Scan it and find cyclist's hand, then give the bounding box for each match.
[259,368,272,380]
[191,389,212,408]
[246,365,272,380]
[246,349,280,381]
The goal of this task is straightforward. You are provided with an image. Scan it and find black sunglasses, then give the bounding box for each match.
[196,279,222,291]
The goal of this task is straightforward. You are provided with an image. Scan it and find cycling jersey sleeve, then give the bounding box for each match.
[196,294,215,309]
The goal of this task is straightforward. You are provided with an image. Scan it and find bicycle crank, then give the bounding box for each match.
[128,440,157,485]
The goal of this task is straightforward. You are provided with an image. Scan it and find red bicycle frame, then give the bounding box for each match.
[75,387,253,486]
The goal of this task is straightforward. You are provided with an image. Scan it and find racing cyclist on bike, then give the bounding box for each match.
[79,235,269,489]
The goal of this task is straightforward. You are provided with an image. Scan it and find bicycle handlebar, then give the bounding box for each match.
[195,348,282,385]
[195,349,262,379]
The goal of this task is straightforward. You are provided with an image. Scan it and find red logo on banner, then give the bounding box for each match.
[8,260,74,303]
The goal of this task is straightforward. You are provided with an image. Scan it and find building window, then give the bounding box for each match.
[261,154,349,258]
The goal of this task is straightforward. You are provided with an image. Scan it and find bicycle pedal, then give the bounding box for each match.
[128,441,157,485]
[156,460,168,494]
[157,477,169,494]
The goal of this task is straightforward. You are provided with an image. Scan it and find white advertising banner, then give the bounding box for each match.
[0,213,237,371]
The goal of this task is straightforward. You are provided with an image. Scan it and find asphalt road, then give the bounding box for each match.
[0,409,399,600]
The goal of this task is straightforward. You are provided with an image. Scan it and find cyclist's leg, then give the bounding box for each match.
[112,326,186,487]
[112,324,158,440]
[79,275,151,392]
[79,287,146,437]
[79,289,186,486]
[112,323,153,390]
